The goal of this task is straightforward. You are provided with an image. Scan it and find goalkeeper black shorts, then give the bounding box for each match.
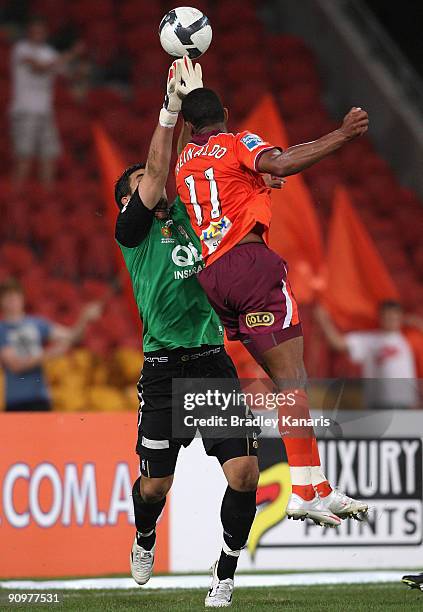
[136,345,259,478]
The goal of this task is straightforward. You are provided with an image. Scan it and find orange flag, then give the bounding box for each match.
[92,123,141,329]
[323,186,399,330]
[92,122,128,233]
[240,94,324,303]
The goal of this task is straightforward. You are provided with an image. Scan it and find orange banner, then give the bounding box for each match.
[240,94,324,303]
[92,123,141,329]
[323,186,399,330]
[0,413,169,578]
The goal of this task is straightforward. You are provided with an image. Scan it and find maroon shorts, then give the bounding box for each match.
[198,243,302,360]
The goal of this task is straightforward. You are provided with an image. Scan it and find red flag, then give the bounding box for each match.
[240,94,325,303]
[323,186,399,330]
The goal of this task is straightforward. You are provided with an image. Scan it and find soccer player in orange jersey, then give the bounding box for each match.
[175,88,369,526]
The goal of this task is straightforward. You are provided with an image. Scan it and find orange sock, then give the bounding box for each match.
[291,483,315,500]
[311,436,332,498]
[279,389,314,500]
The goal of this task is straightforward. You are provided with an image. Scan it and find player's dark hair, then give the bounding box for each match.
[0,278,23,299]
[114,163,146,210]
[379,300,402,312]
[181,88,225,131]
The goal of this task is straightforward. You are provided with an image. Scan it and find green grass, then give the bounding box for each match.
[1,584,422,611]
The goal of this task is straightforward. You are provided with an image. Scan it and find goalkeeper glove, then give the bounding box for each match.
[159,57,203,128]
[176,56,203,98]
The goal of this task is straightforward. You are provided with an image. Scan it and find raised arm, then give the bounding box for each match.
[257,107,369,177]
[49,302,103,345]
[314,305,348,352]
[19,41,84,74]
[139,58,203,209]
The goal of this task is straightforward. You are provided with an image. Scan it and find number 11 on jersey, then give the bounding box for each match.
[184,167,222,226]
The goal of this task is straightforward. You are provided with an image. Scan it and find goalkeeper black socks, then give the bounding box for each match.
[136,528,156,551]
[217,486,257,580]
[132,477,166,551]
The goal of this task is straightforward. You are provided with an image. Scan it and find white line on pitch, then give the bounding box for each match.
[0,571,403,590]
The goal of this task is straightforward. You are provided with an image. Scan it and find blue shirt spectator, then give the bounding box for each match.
[0,278,102,411]
[0,315,53,409]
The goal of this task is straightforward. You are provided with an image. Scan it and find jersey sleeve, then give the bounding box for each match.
[345,332,371,364]
[234,131,280,172]
[115,189,154,248]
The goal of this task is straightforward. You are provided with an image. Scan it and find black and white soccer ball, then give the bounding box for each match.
[159,6,212,59]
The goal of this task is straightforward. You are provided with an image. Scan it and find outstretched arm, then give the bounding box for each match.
[257,107,368,177]
[139,58,203,209]
[138,123,176,209]
[314,305,348,352]
[138,61,180,209]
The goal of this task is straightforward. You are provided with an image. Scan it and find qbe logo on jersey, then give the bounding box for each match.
[255,438,423,550]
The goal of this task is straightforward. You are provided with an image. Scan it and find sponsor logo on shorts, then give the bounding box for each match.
[240,133,265,151]
[144,356,169,363]
[181,347,222,361]
[246,312,275,328]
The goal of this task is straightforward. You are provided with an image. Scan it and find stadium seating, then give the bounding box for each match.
[0,0,422,406]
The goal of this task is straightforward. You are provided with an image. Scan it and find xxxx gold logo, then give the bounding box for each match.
[246,312,275,328]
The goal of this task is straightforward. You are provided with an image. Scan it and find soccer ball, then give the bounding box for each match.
[159,6,212,59]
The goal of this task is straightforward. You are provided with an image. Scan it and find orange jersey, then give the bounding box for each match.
[175,130,278,266]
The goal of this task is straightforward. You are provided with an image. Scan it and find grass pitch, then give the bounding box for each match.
[1,584,421,611]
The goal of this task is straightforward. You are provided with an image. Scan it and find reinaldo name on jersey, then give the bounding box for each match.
[175,142,228,174]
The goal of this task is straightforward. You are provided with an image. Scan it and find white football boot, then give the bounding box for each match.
[320,488,369,521]
[205,561,234,608]
[130,535,155,585]
[286,493,341,527]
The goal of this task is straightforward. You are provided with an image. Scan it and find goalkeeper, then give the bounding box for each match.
[115,58,258,608]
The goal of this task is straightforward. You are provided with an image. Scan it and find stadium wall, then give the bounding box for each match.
[0,412,422,577]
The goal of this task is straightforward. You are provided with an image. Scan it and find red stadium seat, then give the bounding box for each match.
[267,35,315,62]
[82,279,112,301]
[122,26,161,56]
[132,86,163,115]
[68,0,114,26]
[1,243,35,275]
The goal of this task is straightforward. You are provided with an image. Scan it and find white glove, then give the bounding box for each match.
[159,60,181,128]
[159,57,203,129]
[176,56,203,98]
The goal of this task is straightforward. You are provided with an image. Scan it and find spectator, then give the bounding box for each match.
[69,58,94,104]
[315,301,419,410]
[9,16,82,188]
[0,278,102,412]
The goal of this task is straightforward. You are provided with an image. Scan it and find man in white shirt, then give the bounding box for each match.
[315,301,418,409]
[10,18,81,187]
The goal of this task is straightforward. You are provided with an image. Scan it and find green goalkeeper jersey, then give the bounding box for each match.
[117,196,224,352]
